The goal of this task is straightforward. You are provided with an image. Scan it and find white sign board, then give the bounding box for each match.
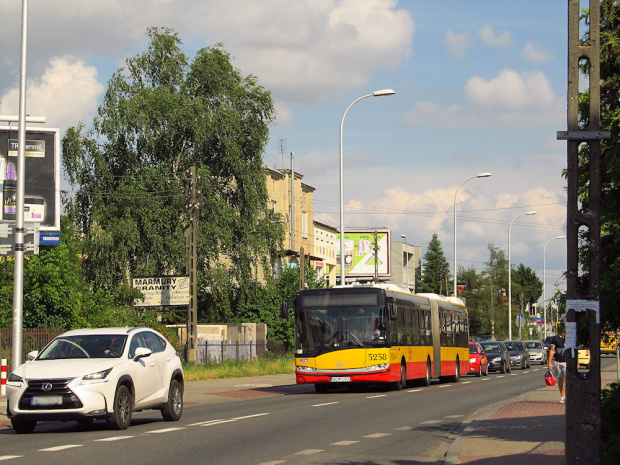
[133,276,190,307]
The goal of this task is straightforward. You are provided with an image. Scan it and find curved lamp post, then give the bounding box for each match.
[401,234,410,292]
[453,173,492,297]
[543,235,565,339]
[508,210,537,340]
[339,89,395,285]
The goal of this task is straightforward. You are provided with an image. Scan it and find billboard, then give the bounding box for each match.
[132,276,190,307]
[0,127,60,230]
[336,230,391,277]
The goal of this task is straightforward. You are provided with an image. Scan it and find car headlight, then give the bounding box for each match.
[470,358,476,364]
[492,357,501,363]
[296,365,317,373]
[514,355,522,361]
[82,368,113,381]
[7,372,23,384]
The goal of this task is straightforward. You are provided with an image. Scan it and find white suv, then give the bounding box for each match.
[6,327,184,433]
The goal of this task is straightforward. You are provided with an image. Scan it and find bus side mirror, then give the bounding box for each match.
[280,301,289,319]
[389,301,397,320]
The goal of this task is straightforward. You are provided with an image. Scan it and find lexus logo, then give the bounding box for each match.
[42,383,53,392]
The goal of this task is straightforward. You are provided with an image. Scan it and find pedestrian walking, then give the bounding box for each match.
[547,323,567,403]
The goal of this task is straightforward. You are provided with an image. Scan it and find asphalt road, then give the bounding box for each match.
[0,364,551,465]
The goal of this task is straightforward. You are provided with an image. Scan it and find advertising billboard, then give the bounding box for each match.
[0,127,60,230]
[133,276,191,307]
[336,230,390,277]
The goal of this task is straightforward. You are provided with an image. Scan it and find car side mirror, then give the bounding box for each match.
[133,347,152,361]
[27,350,38,361]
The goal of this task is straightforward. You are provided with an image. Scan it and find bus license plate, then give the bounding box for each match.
[31,396,62,406]
[331,377,350,382]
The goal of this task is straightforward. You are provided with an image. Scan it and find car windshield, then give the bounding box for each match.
[37,335,128,360]
[525,341,542,349]
[504,342,523,351]
[481,342,500,352]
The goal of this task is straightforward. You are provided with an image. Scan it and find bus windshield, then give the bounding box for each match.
[296,305,387,356]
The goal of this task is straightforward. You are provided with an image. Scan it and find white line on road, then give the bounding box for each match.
[461,381,471,384]
[38,445,83,452]
[312,402,339,407]
[407,389,422,392]
[331,440,360,446]
[199,419,238,427]
[231,413,270,420]
[364,433,391,438]
[366,394,387,399]
[188,418,226,426]
[95,436,134,442]
[0,457,22,461]
[295,449,325,455]
[420,420,442,425]
[145,427,186,434]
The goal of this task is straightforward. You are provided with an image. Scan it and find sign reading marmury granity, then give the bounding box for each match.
[132,276,190,307]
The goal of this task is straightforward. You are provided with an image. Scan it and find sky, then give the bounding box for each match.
[0,1,571,305]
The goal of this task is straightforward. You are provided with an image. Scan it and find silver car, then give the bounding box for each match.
[523,340,547,365]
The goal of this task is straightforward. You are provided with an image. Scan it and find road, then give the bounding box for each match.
[0,363,559,465]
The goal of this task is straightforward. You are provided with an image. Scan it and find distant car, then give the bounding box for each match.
[544,335,554,358]
[469,342,488,377]
[479,341,511,374]
[6,327,184,434]
[504,341,530,370]
[523,340,547,365]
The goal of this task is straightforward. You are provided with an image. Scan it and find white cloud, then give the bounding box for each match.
[0,57,104,134]
[443,29,474,59]
[403,101,462,127]
[521,42,554,63]
[477,24,514,49]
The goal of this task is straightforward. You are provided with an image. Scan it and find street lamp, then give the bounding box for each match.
[453,173,492,297]
[339,89,395,285]
[543,235,565,339]
[401,234,410,292]
[508,210,537,340]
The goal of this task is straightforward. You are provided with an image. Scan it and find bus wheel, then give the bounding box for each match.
[420,359,432,386]
[394,362,406,391]
[450,358,460,383]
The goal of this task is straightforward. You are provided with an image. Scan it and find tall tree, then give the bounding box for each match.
[62,28,284,322]
[421,233,451,295]
[481,244,509,339]
[512,263,543,315]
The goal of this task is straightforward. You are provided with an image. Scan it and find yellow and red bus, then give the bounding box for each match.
[286,285,469,392]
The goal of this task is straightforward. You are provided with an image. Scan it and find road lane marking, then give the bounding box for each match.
[95,436,134,442]
[364,433,391,438]
[444,415,464,419]
[461,381,471,384]
[145,427,185,434]
[366,394,387,399]
[407,389,422,392]
[296,449,324,455]
[437,385,451,388]
[38,445,83,452]
[0,457,22,461]
[199,419,237,426]
[331,440,360,446]
[312,402,339,407]
[232,413,270,420]
[420,420,442,425]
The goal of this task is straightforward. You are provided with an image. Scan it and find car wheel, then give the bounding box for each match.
[476,363,482,377]
[162,379,184,421]
[107,385,133,430]
[500,361,506,374]
[483,364,488,376]
[11,418,37,434]
[450,359,460,382]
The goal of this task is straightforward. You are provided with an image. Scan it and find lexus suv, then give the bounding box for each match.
[6,327,184,433]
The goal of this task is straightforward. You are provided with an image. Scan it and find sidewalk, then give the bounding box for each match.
[1,368,618,464]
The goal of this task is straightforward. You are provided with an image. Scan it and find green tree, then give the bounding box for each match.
[459,265,489,338]
[421,233,451,295]
[481,245,508,340]
[62,28,284,323]
[512,263,543,315]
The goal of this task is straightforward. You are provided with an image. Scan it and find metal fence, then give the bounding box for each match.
[196,340,287,365]
[0,328,64,371]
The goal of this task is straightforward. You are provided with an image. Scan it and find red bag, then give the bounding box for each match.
[545,370,556,386]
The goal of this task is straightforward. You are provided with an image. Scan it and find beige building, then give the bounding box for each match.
[390,240,421,293]
[265,167,316,270]
[313,221,339,287]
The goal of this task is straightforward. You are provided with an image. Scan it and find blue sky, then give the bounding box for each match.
[0,1,570,303]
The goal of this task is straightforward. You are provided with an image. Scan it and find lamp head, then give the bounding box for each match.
[476,172,492,178]
[526,211,537,216]
[373,89,396,97]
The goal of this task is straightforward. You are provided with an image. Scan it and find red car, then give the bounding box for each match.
[469,342,488,377]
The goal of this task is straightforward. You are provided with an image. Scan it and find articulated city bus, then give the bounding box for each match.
[283,284,469,392]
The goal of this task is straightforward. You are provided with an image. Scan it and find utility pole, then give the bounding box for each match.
[373,231,379,284]
[557,1,610,463]
[186,166,198,364]
[299,246,305,290]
